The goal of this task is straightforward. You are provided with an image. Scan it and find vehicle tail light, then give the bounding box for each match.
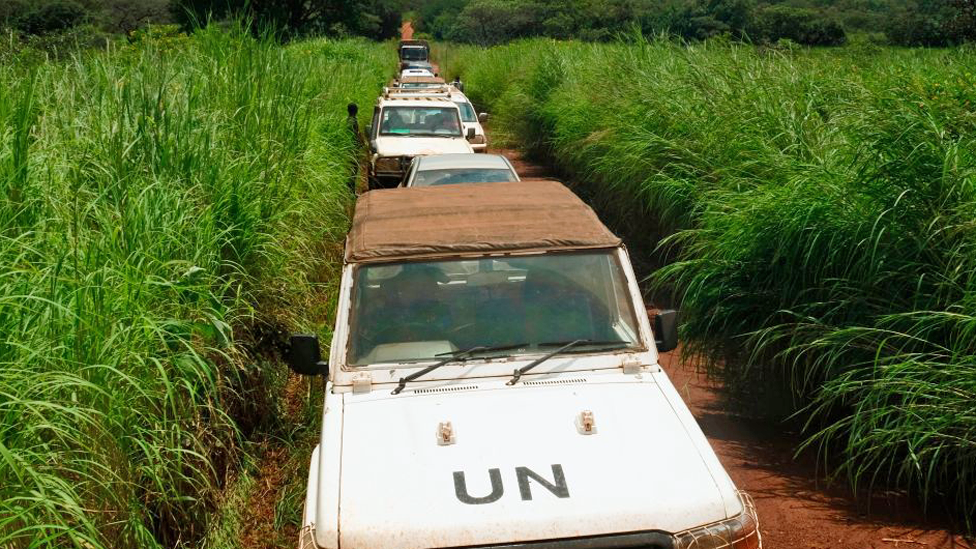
[672,492,761,549]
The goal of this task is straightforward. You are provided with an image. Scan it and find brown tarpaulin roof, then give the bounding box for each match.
[345,180,622,264]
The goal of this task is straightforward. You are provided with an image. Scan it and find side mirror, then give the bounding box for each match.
[286,334,329,376]
[653,310,679,353]
[478,112,489,123]
[466,127,476,140]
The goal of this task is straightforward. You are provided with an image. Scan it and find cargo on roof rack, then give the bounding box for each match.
[346,179,621,263]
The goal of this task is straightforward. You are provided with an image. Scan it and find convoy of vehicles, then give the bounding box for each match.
[401,153,518,187]
[291,37,763,549]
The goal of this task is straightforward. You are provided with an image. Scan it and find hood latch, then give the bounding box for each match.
[576,410,597,435]
[437,421,456,446]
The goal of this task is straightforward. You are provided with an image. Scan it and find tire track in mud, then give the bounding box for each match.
[493,146,972,549]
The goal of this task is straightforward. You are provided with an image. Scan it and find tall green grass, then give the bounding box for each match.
[0,28,389,548]
[442,38,976,527]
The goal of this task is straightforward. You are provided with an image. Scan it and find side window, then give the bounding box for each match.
[370,107,380,140]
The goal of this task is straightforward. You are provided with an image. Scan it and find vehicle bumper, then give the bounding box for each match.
[300,492,760,548]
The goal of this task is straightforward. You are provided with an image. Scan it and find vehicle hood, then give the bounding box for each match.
[374,136,473,157]
[336,378,735,548]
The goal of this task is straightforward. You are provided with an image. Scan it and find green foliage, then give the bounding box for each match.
[751,5,846,45]
[412,0,975,46]
[444,38,976,530]
[0,28,389,549]
[12,0,87,34]
[885,0,960,46]
[172,0,403,39]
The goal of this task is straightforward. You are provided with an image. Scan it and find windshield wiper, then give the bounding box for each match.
[391,342,528,395]
[506,339,630,386]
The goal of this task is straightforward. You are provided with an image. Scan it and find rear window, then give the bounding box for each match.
[401,47,427,61]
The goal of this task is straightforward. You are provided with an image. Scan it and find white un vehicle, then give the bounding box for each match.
[367,94,474,188]
[287,181,762,549]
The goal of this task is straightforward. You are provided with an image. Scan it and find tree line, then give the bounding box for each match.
[0,0,973,53]
[0,0,405,42]
[408,0,976,46]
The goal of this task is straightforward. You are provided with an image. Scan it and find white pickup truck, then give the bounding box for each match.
[367,94,474,188]
[287,180,762,549]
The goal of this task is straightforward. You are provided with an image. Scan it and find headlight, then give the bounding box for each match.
[468,134,486,145]
[672,492,761,549]
[374,156,402,173]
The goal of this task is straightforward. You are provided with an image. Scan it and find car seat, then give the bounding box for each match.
[521,268,612,344]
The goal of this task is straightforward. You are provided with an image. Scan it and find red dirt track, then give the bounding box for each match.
[494,147,972,549]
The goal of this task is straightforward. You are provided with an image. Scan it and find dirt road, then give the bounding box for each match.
[495,147,972,549]
[401,20,414,40]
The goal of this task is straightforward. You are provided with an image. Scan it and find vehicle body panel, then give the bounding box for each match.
[297,183,759,548]
[335,375,735,548]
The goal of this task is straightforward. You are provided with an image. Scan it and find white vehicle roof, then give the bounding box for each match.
[414,153,511,172]
[401,68,434,78]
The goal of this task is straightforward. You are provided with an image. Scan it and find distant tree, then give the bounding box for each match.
[884,0,956,46]
[14,0,87,34]
[171,0,401,38]
[948,0,976,40]
[751,5,846,45]
[707,0,755,36]
[450,0,540,45]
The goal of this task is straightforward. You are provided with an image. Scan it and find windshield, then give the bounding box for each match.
[457,101,476,122]
[412,168,517,186]
[379,107,462,137]
[401,46,427,61]
[347,251,642,365]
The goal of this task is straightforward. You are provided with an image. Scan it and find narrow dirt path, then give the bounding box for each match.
[493,147,972,549]
[401,20,414,40]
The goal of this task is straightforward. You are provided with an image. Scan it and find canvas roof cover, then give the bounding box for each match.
[346,180,622,264]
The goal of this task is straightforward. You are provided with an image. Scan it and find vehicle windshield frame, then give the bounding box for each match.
[343,249,646,369]
[378,106,463,138]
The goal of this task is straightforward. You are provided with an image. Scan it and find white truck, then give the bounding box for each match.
[383,86,489,153]
[367,94,474,188]
[287,180,762,549]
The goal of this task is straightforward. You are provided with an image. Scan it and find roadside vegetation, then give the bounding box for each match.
[413,0,976,47]
[0,25,388,549]
[441,38,976,530]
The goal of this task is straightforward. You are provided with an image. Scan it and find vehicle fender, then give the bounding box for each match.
[651,369,744,519]
[313,387,344,549]
[300,445,321,549]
